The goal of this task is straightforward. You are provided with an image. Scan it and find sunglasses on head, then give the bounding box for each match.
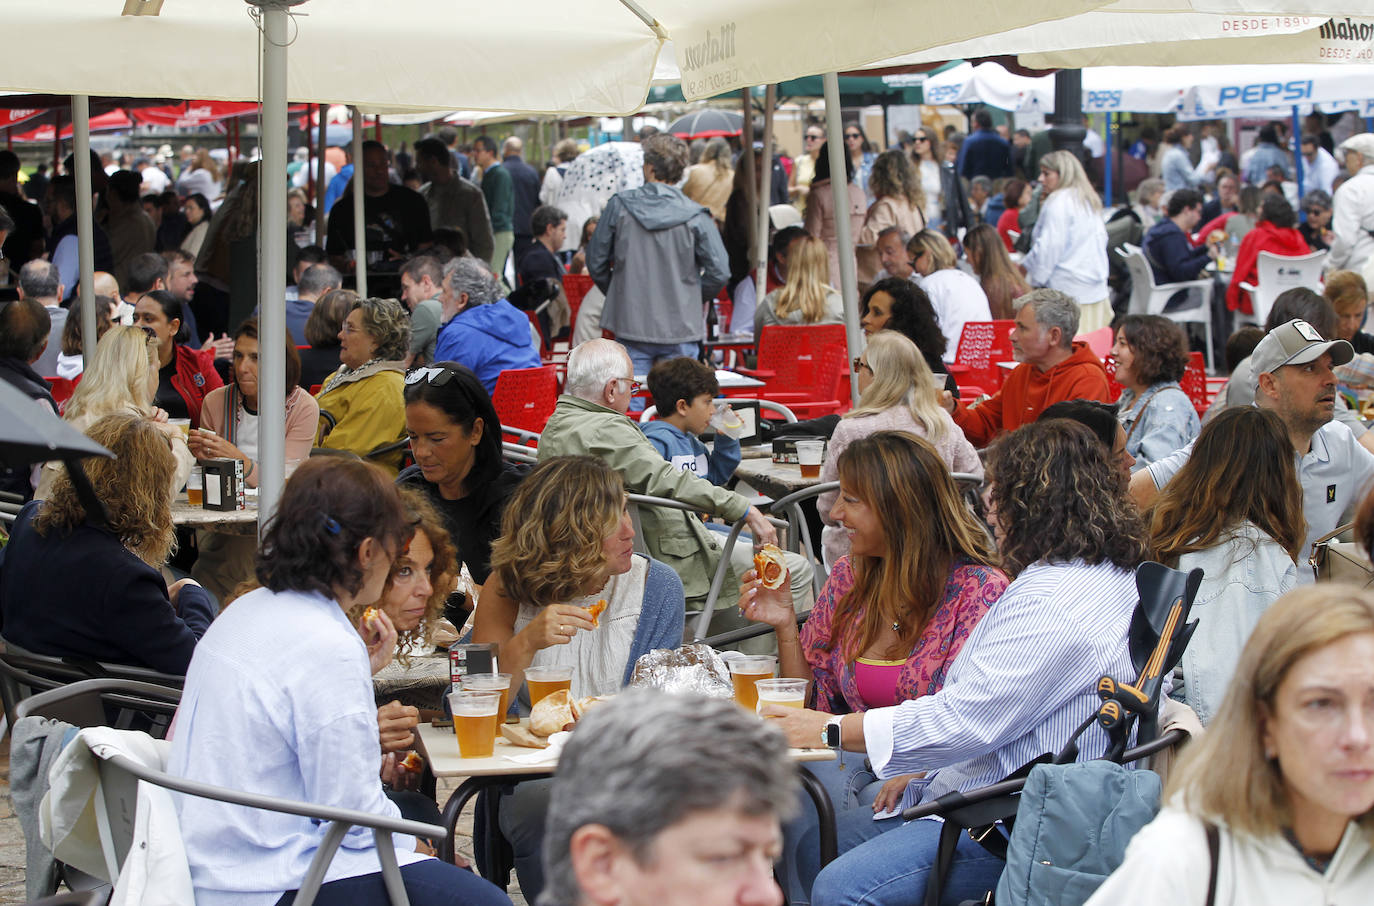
[404,366,459,387]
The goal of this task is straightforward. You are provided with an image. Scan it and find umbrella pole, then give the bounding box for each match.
[823,73,862,404]
[352,107,368,298]
[754,85,776,304]
[305,109,315,204]
[1104,114,1113,206]
[316,104,329,240]
[63,457,108,529]
[252,0,290,527]
[71,96,97,364]
[1292,105,1304,206]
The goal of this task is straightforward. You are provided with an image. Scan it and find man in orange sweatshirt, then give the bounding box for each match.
[943,288,1112,446]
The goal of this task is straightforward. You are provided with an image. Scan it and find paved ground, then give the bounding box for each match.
[0,741,527,905]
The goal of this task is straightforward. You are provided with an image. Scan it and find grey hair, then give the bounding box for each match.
[442,255,499,309]
[1016,288,1080,347]
[564,338,629,401]
[298,263,342,298]
[349,297,411,362]
[876,225,910,245]
[538,690,798,906]
[1301,188,1332,212]
[19,259,60,299]
[641,133,690,184]
[970,175,993,192]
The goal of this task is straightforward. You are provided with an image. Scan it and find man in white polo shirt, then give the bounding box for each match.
[1131,319,1374,580]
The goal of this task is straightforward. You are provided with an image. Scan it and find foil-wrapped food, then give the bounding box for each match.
[629,643,733,698]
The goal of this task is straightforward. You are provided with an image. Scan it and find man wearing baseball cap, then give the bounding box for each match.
[1329,133,1374,276]
[1132,319,1374,580]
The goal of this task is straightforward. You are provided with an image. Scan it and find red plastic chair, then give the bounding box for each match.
[1103,354,1124,401]
[945,320,1015,398]
[728,324,849,418]
[44,376,79,413]
[1180,351,1210,417]
[492,365,559,442]
[561,273,595,339]
[1075,325,1114,360]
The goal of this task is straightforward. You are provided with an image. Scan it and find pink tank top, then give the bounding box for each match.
[854,657,905,709]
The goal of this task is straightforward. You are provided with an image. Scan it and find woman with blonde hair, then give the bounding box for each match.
[857,149,927,286]
[682,136,735,223]
[964,222,1030,319]
[908,228,992,358]
[37,325,193,499]
[1086,584,1374,904]
[817,331,980,565]
[177,148,222,201]
[473,455,685,900]
[755,234,845,332]
[0,412,216,674]
[1022,149,1111,331]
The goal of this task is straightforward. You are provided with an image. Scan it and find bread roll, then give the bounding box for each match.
[530,689,577,736]
[753,543,787,590]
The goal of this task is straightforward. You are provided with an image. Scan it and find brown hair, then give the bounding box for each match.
[964,224,1029,320]
[61,295,115,356]
[827,432,997,661]
[490,456,625,608]
[1116,314,1191,386]
[1324,270,1369,316]
[33,412,176,568]
[1151,407,1304,564]
[232,317,302,398]
[304,288,357,348]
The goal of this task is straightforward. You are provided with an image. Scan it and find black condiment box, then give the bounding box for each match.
[201,458,244,511]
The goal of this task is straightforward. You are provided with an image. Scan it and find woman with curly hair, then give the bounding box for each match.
[1150,407,1302,724]
[781,419,1149,906]
[858,276,956,394]
[315,296,410,472]
[0,412,215,674]
[964,222,1030,320]
[1110,313,1200,469]
[856,149,926,286]
[755,234,844,332]
[473,455,685,901]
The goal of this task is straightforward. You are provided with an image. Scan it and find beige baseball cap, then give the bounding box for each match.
[1249,318,1353,393]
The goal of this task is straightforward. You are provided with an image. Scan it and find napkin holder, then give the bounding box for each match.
[201,458,244,511]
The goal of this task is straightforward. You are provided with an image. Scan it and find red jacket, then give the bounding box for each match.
[952,341,1112,447]
[1226,221,1311,314]
[171,343,222,428]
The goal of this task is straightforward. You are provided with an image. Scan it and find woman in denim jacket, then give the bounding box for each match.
[1111,314,1200,471]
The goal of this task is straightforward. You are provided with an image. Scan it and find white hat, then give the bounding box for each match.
[1337,133,1374,161]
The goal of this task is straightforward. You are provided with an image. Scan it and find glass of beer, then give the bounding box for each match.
[462,673,512,725]
[728,655,777,711]
[186,465,204,507]
[755,678,807,714]
[525,665,573,706]
[795,440,824,480]
[168,418,191,440]
[448,690,500,758]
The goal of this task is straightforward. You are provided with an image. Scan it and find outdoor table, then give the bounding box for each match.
[635,368,765,390]
[418,717,839,885]
[170,492,258,535]
[704,333,758,369]
[733,456,823,500]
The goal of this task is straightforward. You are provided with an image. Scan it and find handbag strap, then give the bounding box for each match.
[1310,521,1356,549]
[1204,821,1220,906]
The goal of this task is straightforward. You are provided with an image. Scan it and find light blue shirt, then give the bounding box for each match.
[1117,382,1199,471]
[167,587,426,906]
[863,559,1138,809]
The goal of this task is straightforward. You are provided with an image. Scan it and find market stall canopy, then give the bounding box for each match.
[3,0,1113,114]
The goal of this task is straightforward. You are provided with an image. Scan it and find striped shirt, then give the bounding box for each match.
[861,559,1138,810]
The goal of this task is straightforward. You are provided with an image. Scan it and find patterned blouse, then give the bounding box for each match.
[800,555,1009,713]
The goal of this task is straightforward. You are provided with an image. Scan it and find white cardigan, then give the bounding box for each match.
[1022,192,1109,306]
[1086,807,1374,905]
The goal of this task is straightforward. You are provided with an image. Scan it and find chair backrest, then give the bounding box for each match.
[1121,251,1160,316]
[1180,351,1209,416]
[524,310,551,360]
[1,647,183,735]
[1103,354,1124,401]
[560,273,595,335]
[44,376,80,412]
[953,320,1016,393]
[1252,249,1327,327]
[755,324,849,396]
[491,365,559,437]
[1075,325,1114,360]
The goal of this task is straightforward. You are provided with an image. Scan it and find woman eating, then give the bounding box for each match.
[315,296,409,471]
[1086,584,1374,903]
[471,455,685,900]
[908,228,992,359]
[1022,150,1111,332]
[817,335,980,565]
[1110,313,1200,470]
[167,457,509,906]
[754,235,844,332]
[0,413,215,674]
[397,363,526,597]
[133,289,222,428]
[1149,407,1302,724]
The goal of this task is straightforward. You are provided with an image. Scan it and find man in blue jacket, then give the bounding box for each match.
[958,109,1012,181]
[433,256,541,393]
[1143,188,1219,313]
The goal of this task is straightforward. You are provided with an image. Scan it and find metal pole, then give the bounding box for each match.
[1292,105,1305,203]
[754,84,777,305]
[255,1,290,527]
[1049,70,1086,158]
[315,104,328,239]
[823,72,862,403]
[1104,114,1113,205]
[305,110,315,203]
[352,107,368,298]
[72,96,97,363]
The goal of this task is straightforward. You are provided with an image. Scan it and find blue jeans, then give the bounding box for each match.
[787,760,899,905]
[623,340,701,411]
[271,858,510,906]
[810,815,1007,906]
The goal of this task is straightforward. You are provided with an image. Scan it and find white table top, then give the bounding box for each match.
[171,492,258,532]
[635,369,764,389]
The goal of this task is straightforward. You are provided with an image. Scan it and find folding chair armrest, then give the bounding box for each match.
[702,609,811,649]
[1153,277,1213,292]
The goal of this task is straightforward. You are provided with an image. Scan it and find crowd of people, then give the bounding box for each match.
[3,110,1374,906]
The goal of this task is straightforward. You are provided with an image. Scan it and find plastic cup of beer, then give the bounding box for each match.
[728,656,777,711]
[755,678,807,715]
[795,440,824,480]
[186,466,204,507]
[168,418,191,441]
[525,665,573,706]
[448,690,501,758]
[462,673,512,725]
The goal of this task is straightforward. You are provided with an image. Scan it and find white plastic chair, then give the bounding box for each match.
[1120,249,1215,373]
[1238,249,1327,328]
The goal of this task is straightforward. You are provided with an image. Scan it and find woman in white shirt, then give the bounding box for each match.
[1087,584,1374,905]
[167,457,510,906]
[1022,150,1111,332]
[908,228,991,361]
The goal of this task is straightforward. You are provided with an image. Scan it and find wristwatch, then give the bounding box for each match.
[822,715,845,767]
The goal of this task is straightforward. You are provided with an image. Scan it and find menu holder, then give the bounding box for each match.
[201,458,244,511]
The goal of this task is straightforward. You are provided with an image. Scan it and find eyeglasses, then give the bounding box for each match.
[405,366,459,387]
[805,134,822,142]
[845,133,862,140]
[914,136,930,143]
[852,357,872,374]
[612,376,643,393]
